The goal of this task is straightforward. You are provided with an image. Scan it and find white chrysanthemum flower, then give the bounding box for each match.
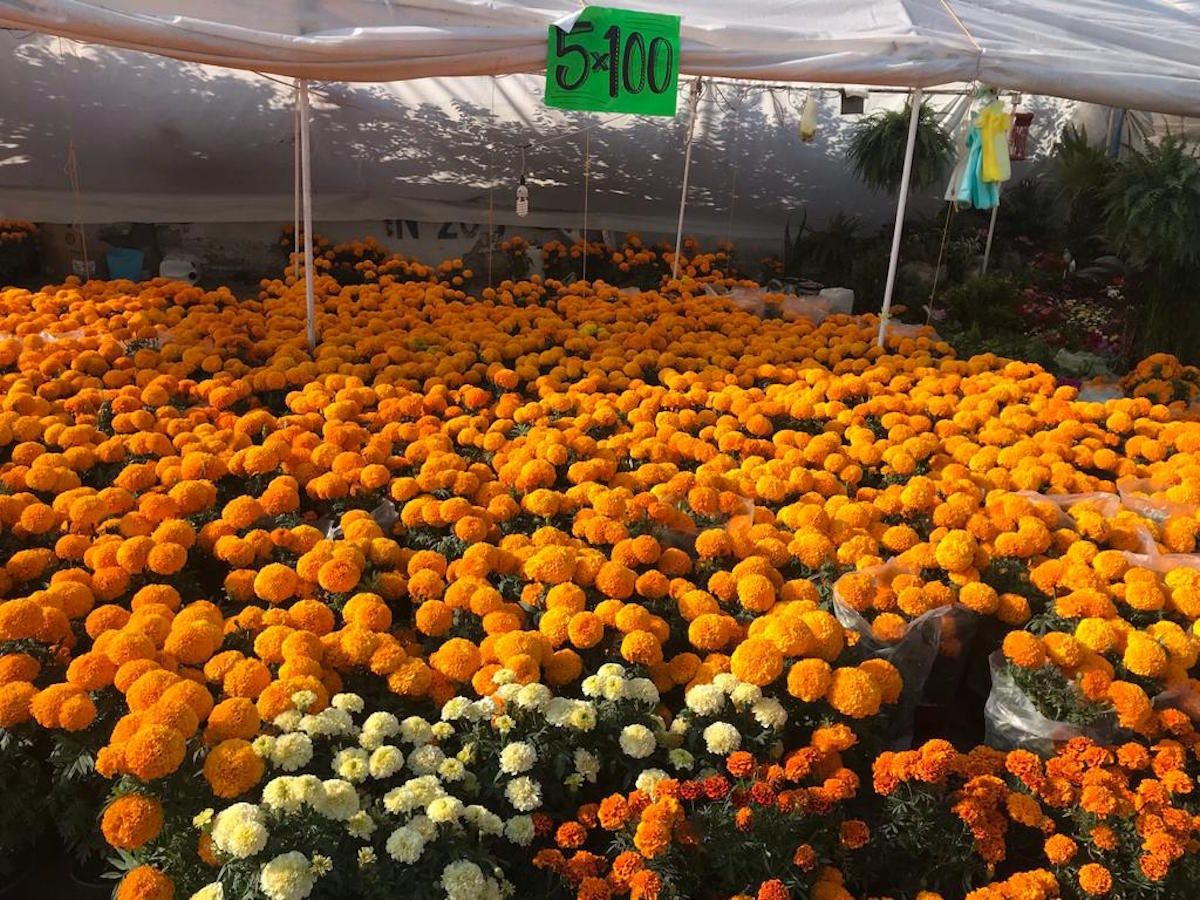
[494,714,515,734]
[669,715,689,735]
[331,693,364,714]
[210,803,267,859]
[492,668,517,685]
[599,674,626,701]
[431,721,455,741]
[383,776,445,815]
[385,826,426,864]
[290,690,318,714]
[333,747,370,783]
[189,883,224,900]
[456,742,477,765]
[441,860,488,900]
[635,768,670,794]
[319,708,356,735]
[426,795,465,824]
[567,702,596,732]
[626,678,660,705]
[262,776,303,814]
[619,724,656,759]
[685,683,725,716]
[751,698,788,730]
[498,741,537,775]
[712,673,739,693]
[464,805,503,836]
[702,721,741,755]
[310,854,332,877]
[504,776,542,812]
[495,683,521,703]
[407,743,445,775]
[260,852,314,900]
[409,814,437,840]
[574,749,600,782]
[368,745,405,780]
[438,758,466,782]
[271,733,314,773]
[314,779,360,821]
[668,748,695,770]
[357,847,376,868]
[597,663,626,679]
[545,697,573,726]
[299,714,329,737]
[441,696,472,721]
[192,808,214,829]
[346,810,376,839]
[361,711,400,746]
[293,774,323,806]
[729,682,763,707]
[504,815,535,846]
[400,716,434,745]
[272,710,303,732]
[468,698,497,721]
[252,735,276,759]
[515,683,551,711]
[581,674,602,697]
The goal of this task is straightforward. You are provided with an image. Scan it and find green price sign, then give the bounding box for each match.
[545,6,681,116]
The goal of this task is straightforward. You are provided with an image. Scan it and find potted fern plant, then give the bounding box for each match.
[847,101,953,195]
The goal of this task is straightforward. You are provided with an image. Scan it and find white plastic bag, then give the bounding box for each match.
[983,651,1115,755]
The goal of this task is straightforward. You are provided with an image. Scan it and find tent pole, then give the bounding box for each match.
[293,82,301,283]
[298,79,316,353]
[877,87,924,348]
[672,78,703,282]
[980,202,999,274]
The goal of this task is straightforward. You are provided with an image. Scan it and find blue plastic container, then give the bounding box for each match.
[106,248,144,281]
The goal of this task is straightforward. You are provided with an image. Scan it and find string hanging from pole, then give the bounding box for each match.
[925,202,956,324]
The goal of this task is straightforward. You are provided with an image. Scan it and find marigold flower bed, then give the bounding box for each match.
[2,256,1200,900]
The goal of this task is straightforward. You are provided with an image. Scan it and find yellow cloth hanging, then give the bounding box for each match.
[977,101,1012,183]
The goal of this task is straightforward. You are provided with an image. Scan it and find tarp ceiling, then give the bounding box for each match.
[0,34,1078,232]
[1,1,1199,115]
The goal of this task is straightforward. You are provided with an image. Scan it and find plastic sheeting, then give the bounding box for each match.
[0,34,1077,227]
[1,0,1199,114]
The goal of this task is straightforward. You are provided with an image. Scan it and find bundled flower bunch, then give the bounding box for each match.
[869,733,1200,899]
[542,234,738,289]
[1121,353,1200,410]
[4,248,1200,899]
[277,229,469,288]
[0,219,38,245]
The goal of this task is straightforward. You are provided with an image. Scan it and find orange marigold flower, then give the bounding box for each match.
[203,738,265,798]
[1078,862,1113,895]
[116,865,174,900]
[101,794,164,850]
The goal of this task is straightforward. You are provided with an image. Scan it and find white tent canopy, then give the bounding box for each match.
[0,33,1078,231]
[1,1,1199,115]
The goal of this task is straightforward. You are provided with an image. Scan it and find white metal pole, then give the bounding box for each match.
[293,83,301,283]
[672,78,703,282]
[298,80,317,352]
[877,87,924,348]
[980,201,999,275]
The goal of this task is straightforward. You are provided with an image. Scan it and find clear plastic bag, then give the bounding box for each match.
[983,651,1115,755]
[833,561,978,747]
[319,499,398,540]
[778,295,833,325]
[1117,476,1197,525]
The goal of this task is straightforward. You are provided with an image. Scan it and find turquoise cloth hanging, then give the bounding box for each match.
[956,124,1000,210]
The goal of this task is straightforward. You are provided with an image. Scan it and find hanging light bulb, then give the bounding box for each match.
[516,174,529,218]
